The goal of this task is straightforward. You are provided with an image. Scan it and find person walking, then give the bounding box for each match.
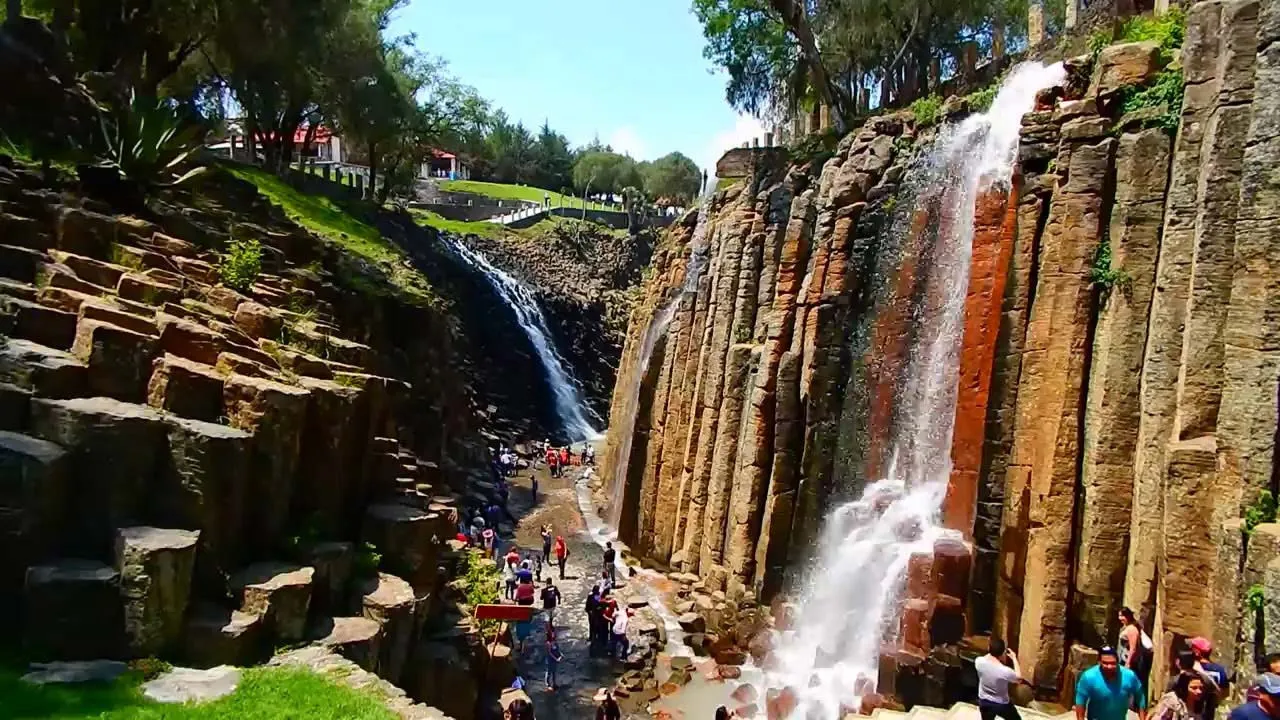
[544,629,564,691]
[611,604,631,661]
[1232,673,1280,720]
[603,542,617,586]
[530,471,538,505]
[546,446,559,478]
[1119,607,1154,694]
[1074,646,1148,720]
[1152,673,1212,720]
[1188,637,1229,694]
[595,689,621,720]
[502,557,517,601]
[975,638,1028,720]
[558,446,569,469]
[540,578,561,629]
[584,588,601,651]
[541,525,553,569]
[554,535,568,580]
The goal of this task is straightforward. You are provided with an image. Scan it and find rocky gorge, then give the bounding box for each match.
[600,0,1280,711]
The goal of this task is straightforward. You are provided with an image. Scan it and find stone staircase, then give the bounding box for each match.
[0,160,498,716]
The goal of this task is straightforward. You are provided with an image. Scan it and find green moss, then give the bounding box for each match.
[1248,584,1266,613]
[910,95,944,127]
[1119,7,1186,63]
[1245,490,1277,535]
[1118,68,1185,134]
[1089,234,1132,300]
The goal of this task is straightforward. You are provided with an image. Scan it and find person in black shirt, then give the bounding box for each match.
[540,579,561,629]
[603,542,617,586]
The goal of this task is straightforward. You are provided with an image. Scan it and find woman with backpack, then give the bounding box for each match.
[1119,606,1154,694]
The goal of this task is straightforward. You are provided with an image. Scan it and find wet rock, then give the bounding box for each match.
[182,603,266,668]
[115,526,200,656]
[233,562,314,644]
[24,560,123,660]
[0,382,31,429]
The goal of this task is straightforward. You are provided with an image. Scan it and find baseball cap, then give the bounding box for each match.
[1256,673,1280,696]
[1098,645,1118,658]
[1189,637,1212,655]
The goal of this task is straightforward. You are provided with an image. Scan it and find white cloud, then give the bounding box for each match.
[607,127,648,160]
[701,114,767,176]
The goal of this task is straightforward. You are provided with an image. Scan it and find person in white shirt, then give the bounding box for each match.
[611,608,630,660]
[975,638,1029,720]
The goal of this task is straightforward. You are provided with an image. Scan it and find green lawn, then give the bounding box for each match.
[410,209,506,239]
[438,179,616,212]
[0,662,398,720]
[222,164,436,304]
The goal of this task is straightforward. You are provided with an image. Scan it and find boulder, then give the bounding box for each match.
[0,243,42,282]
[29,398,165,555]
[678,612,706,634]
[0,431,67,601]
[0,338,87,398]
[71,318,158,401]
[182,603,266,668]
[234,301,284,340]
[157,416,250,584]
[222,374,308,550]
[78,298,158,336]
[1089,41,1162,100]
[141,666,240,704]
[24,559,123,660]
[154,312,225,365]
[147,232,198,258]
[233,562,314,644]
[357,572,417,685]
[42,261,110,295]
[305,541,354,615]
[310,616,382,673]
[55,207,115,257]
[115,526,201,657]
[0,382,30,430]
[362,504,440,590]
[146,354,225,421]
[117,273,180,306]
[1,295,76,350]
[21,660,129,684]
[49,251,128,288]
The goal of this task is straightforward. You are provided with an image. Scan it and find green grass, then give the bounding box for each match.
[410,209,507,239]
[222,164,436,304]
[438,180,615,211]
[0,661,398,720]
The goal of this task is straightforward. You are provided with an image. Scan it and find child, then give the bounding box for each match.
[544,630,564,690]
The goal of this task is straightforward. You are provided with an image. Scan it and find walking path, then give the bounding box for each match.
[499,457,640,720]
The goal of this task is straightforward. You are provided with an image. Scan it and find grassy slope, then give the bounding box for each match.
[222,164,436,304]
[0,663,397,720]
[438,179,614,211]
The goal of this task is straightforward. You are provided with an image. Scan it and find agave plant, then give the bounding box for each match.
[91,91,209,190]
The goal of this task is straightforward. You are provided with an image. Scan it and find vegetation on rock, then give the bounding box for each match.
[218,238,263,293]
[1245,490,1277,535]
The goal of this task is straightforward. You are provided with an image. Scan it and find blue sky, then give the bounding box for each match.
[389,0,766,172]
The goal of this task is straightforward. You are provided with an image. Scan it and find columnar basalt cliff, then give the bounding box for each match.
[603,0,1280,707]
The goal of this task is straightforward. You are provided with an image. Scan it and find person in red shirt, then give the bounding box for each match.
[559,447,569,468]
[554,535,568,580]
[546,448,559,478]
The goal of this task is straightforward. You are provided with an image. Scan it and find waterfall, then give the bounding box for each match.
[766,63,1065,719]
[607,180,717,528]
[443,237,601,442]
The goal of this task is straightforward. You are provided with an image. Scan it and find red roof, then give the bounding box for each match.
[430,149,456,160]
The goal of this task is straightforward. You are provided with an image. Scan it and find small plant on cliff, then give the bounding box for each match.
[1245,490,1278,535]
[1089,236,1132,298]
[219,238,263,292]
[910,95,944,127]
[1248,584,1267,613]
[1087,30,1113,59]
[128,657,173,681]
[964,85,998,114]
[1119,7,1186,63]
[1119,69,1185,135]
[353,541,383,577]
[460,550,502,637]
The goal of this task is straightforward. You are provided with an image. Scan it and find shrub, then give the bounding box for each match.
[1087,30,1113,58]
[353,542,382,577]
[1248,584,1266,613]
[219,238,263,292]
[90,91,208,190]
[964,85,998,114]
[1245,490,1277,535]
[1089,235,1131,298]
[1118,69,1185,134]
[1119,7,1186,63]
[459,550,502,637]
[910,95,944,127]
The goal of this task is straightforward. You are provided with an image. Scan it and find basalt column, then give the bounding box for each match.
[1072,127,1170,648]
[1005,117,1115,692]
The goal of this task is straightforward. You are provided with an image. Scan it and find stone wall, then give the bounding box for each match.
[603,0,1280,706]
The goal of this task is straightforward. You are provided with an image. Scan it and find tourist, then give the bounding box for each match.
[1189,637,1229,693]
[532,551,543,582]
[559,446,570,469]
[483,527,497,559]
[611,604,631,660]
[541,578,561,628]
[1248,657,1280,702]
[531,471,538,505]
[516,574,536,606]
[603,542,617,586]
[541,525,553,568]
[503,556,518,601]
[546,446,559,478]
[1073,646,1147,720]
[554,535,569,579]
[1152,672,1213,720]
[596,569,613,596]
[715,707,733,720]
[585,588,601,650]
[507,697,534,720]
[595,689,621,720]
[1232,673,1280,720]
[1168,651,1221,697]
[585,444,595,465]
[975,638,1027,720]
[517,561,535,590]
[544,629,564,690]
[1118,607,1154,693]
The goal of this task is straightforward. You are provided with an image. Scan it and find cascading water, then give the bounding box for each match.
[443,237,601,441]
[607,179,717,527]
[765,63,1064,719]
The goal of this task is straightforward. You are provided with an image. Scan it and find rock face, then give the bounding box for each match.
[115,526,200,657]
[603,2,1280,707]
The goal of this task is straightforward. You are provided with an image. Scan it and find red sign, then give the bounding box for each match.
[474,604,537,622]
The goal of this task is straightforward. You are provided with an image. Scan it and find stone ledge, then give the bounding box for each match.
[270,646,455,720]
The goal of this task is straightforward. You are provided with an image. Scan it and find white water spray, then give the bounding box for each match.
[764,63,1064,719]
[607,178,718,527]
[444,238,601,442]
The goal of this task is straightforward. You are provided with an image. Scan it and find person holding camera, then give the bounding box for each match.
[976,638,1030,720]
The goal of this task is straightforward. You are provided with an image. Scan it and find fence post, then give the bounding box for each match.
[355,173,365,199]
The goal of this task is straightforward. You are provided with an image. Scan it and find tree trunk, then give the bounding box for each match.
[765,0,853,125]
[581,180,592,222]
[6,0,21,24]
[367,142,378,202]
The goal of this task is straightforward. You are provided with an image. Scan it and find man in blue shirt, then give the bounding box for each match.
[1231,673,1280,720]
[1075,646,1148,720]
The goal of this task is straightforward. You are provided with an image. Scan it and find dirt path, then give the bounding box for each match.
[499,457,636,720]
